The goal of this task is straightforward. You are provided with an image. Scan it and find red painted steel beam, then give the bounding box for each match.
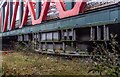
[2,0,86,31]
[3,2,9,32]
[55,0,86,18]
[19,0,86,28]
[10,1,19,30]
[13,2,36,8]
[19,0,50,28]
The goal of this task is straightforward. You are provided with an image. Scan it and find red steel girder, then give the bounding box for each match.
[3,2,9,32]
[10,1,19,30]
[2,0,86,32]
[19,0,86,28]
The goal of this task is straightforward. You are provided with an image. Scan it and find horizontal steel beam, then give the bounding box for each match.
[0,3,120,37]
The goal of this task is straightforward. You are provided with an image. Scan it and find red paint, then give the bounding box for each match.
[2,0,86,31]
[3,2,9,32]
[55,0,85,18]
[3,51,8,55]
[11,1,19,30]
[19,0,86,28]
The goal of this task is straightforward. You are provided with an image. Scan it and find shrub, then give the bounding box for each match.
[88,34,120,77]
[14,41,37,52]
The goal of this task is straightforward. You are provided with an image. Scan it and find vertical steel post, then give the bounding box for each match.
[38,33,41,51]
[19,0,23,26]
[1,7,5,32]
[103,25,110,41]
[61,30,64,40]
[53,42,55,52]
[106,26,109,40]
[72,28,76,40]
[104,25,107,40]
[90,27,95,40]
[36,0,41,50]
[45,33,47,51]
[8,0,13,31]
[97,26,101,40]
[74,29,76,40]
[63,42,65,53]
[36,0,41,19]
[67,29,69,40]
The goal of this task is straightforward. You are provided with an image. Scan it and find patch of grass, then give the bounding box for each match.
[0,52,3,76]
[2,51,96,75]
